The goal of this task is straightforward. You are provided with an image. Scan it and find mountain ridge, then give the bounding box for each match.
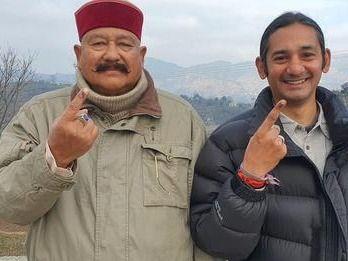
[36,55,348,103]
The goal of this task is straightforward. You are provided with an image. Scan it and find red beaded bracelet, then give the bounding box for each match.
[237,170,266,189]
[237,163,280,189]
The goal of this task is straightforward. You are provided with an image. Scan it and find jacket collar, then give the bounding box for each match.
[317,87,348,148]
[248,87,348,155]
[70,69,162,119]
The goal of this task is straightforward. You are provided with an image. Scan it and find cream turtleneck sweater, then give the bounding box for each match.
[76,70,148,120]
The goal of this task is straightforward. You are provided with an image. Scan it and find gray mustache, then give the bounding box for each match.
[94,63,129,74]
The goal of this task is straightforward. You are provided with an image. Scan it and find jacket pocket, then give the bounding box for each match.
[141,143,192,208]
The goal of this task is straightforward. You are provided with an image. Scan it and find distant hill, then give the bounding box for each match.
[35,73,75,85]
[18,81,69,107]
[35,54,348,103]
[146,59,259,103]
[144,57,182,77]
[321,53,348,89]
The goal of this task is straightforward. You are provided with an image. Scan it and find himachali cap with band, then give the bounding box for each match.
[75,0,144,41]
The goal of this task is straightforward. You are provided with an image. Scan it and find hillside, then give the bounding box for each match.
[36,54,348,103]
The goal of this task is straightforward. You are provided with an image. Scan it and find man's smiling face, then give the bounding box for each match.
[74,27,146,96]
[256,22,331,106]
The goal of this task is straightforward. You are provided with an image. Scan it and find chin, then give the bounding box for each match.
[274,87,310,102]
[283,93,314,105]
[103,83,134,96]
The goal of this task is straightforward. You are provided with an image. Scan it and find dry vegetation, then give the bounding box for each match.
[0,220,27,256]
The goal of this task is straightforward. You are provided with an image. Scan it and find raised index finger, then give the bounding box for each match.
[62,89,89,119]
[256,99,286,135]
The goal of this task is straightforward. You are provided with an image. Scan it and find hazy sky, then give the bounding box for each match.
[1,0,347,74]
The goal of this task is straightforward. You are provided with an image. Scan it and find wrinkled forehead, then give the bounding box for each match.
[81,27,140,44]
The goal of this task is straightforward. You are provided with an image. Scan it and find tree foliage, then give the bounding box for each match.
[181,94,252,127]
[341,82,348,94]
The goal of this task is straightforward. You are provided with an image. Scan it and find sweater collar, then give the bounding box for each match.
[70,69,162,119]
[76,69,148,114]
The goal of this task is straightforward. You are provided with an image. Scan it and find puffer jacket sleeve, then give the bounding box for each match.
[190,130,268,260]
[0,102,76,225]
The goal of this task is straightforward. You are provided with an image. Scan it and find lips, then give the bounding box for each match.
[283,78,307,85]
[282,73,311,86]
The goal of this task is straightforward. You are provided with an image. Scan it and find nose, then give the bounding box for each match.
[286,57,305,76]
[102,42,121,62]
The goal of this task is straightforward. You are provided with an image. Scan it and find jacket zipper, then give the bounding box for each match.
[307,148,342,261]
[292,148,341,261]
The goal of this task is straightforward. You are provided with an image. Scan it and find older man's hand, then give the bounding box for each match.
[242,100,287,178]
[48,89,99,168]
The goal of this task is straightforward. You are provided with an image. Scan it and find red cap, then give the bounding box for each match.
[75,0,143,41]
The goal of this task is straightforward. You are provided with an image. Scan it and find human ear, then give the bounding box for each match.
[255,56,267,79]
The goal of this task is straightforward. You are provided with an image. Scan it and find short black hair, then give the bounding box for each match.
[260,12,326,63]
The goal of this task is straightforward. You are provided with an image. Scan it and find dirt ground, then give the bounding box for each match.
[0,220,27,235]
[0,220,27,256]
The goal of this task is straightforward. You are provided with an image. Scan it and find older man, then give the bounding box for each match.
[191,12,348,261]
[0,1,214,260]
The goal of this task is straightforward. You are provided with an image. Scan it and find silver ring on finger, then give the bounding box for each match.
[78,113,91,126]
[278,134,285,144]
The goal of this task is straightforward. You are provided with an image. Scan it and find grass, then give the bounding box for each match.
[0,233,26,256]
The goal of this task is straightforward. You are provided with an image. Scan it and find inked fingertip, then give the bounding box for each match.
[278,99,287,108]
[77,88,89,99]
[82,88,89,96]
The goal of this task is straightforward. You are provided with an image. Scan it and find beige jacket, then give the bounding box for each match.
[0,73,216,261]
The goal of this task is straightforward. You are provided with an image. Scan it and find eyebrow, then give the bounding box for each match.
[301,45,316,51]
[117,35,139,44]
[270,50,287,57]
[83,33,138,44]
[270,45,317,56]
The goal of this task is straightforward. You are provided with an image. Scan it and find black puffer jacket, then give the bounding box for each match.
[190,87,348,261]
